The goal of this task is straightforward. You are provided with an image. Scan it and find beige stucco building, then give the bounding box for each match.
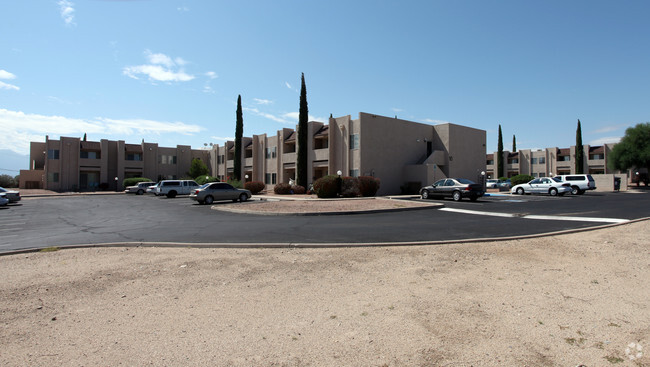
[209,112,487,195]
[20,113,487,195]
[20,136,212,191]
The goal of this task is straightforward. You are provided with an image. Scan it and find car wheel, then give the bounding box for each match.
[452,191,462,201]
[549,188,558,196]
[516,187,525,195]
[571,186,579,195]
[204,196,214,205]
[239,193,248,202]
[421,189,429,200]
[469,196,478,202]
[136,189,144,195]
[578,189,585,195]
[167,191,177,198]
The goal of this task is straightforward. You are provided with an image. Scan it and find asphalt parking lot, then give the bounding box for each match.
[1,190,649,253]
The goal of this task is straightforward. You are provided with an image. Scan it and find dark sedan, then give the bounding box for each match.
[420,178,485,202]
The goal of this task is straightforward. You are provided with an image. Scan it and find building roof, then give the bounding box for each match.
[589,146,604,154]
[284,131,296,142]
[125,144,142,152]
[558,148,570,155]
[314,125,329,137]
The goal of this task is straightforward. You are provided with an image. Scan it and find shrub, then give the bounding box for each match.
[358,176,380,197]
[274,183,292,195]
[245,181,265,194]
[227,178,243,188]
[123,177,153,187]
[498,176,509,182]
[291,185,306,194]
[195,175,220,185]
[313,175,340,198]
[340,177,360,197]
[510,174,534,186]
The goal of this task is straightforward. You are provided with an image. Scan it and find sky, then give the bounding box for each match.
[1,0,649,172]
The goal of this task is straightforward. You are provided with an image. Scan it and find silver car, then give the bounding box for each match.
[0,187,20,203]
[124,182,154,195]
[190,182,252,205]
[511,177,571,196]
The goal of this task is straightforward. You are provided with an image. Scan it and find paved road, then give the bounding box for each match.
[1,191,648,252]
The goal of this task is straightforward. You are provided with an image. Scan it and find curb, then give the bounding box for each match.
[210,200,443,216]
[2,217,648,257]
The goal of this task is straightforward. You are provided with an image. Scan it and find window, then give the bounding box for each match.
[266,147,277,159]
[538,157,545,164]
[47,149,59,159]
[126,153,143,161]
[590,154,604,160]
[80,151,100,159]
[350,134,359,149]
[558,155,570,161]
[508,158,519,164]
[265,173,277,185]
[349,169,359,177]
[531,158,538,165]
[486,159,494,165]
[47,172,59,182]
[159,155,177,164]
[531,157,545,164]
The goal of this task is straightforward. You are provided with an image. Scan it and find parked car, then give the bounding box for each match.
[420,178,485,202]
[553,174,596,195]
[146,182,159,195]
[499,179,512,189]
[0,187,20,203]
[486,179,501,188]
[511,177,571,196]
[0,193,8,207]
[190,182,252,204]
[124,181,154,195]
[155,180,200,198]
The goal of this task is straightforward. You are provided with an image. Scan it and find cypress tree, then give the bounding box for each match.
[512,135,516,152]
[234,95,243,181]
[497,124,504,178]
[575,119,584,174]
[296,73,309,188]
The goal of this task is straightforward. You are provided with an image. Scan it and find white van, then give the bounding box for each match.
[553,174,596,195]
[155,180,199,198]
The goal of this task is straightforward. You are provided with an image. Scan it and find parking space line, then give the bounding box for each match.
[440,208,629,223]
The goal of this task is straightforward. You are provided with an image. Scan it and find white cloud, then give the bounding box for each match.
[205,71,218,79]
[422,118,452,124]
[391,108,403,113]
[0,70,16,79]
[211,136,234,142]
[177,6,190,12]
[589,136,621,145]
[58,0,75,26]
[285,82,292,89]
[592,124,629,134]
[244,107,291,124]
[0,108,203,155]
[0,81,19,91]
[123,50,195,83]
[253,98,273,105]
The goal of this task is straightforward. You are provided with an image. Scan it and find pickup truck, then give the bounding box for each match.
[154,180,200,198]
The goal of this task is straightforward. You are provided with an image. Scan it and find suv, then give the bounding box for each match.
[124,181,154,195]
[155,180,199,198]
[553,174,596,195]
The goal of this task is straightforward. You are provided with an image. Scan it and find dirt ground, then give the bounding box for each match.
[1,221,648,366]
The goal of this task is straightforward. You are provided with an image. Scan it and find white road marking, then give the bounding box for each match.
[440,207,630,223]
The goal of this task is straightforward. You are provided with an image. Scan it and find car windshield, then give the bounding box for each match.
[552,177,562,183]
[456,179,475,184]
[200,183,210,189]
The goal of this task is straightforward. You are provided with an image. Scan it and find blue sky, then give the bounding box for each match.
[1,0,649,170]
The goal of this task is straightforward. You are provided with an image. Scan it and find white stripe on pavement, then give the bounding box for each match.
[440,207,629,223]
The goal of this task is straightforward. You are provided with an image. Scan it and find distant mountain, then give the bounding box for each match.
[0,149,29,175]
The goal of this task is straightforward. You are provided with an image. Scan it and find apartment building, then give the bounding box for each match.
[20,136,212,191]
[210,112,487,195]
[486,143,617,179]
[19,113,487,195]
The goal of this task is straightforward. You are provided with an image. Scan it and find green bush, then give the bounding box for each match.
[340,177,360,197]
[291,185,306,194]
[227,178,243,188]
[274,183,292,195]
[123,177,153,187]
[510,174,534,186]
[245,181,265,194]
[195,175,220,185]
[498,177,509,182]
[0,174,18,188]
[358,176,380,197]
[313,175,340,198]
